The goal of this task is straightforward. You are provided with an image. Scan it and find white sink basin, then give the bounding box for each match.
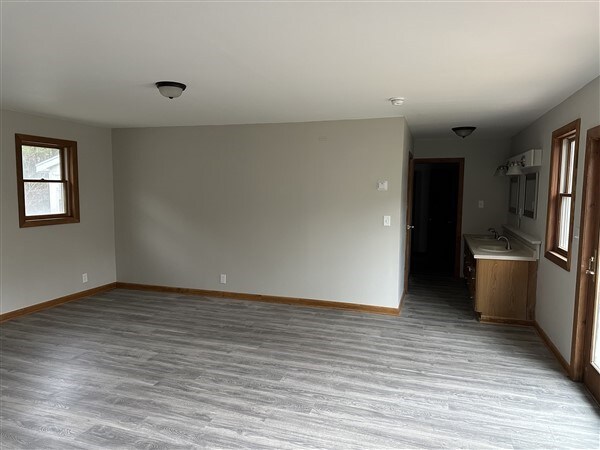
[480,245,512,253]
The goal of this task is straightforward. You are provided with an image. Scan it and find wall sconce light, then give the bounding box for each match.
[496,150,541,177]
[494,165,508,176]
[452,126,476,138]
[156,81,187,99]
[506,158,525,176]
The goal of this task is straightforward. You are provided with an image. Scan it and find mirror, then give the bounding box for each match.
[508,176,520,214]
[523,173,538,218]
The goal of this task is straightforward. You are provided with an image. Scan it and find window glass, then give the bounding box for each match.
[558,196,571,251]
[22,146,62,180]
[23,182,66,216]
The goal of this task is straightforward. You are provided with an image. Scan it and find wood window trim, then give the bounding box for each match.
[544,119,580,271]
[15,134,80,228]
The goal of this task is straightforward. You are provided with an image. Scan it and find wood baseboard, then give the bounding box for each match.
[479,315,533,326]
[0,283,117,323]
[533,320,570,375]
[398,290,407,316]
[115,282,400,316]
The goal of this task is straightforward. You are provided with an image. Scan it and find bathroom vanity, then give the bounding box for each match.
[463,226,540,323]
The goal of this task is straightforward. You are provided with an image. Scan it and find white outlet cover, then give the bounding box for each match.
[377,181,388,191]
[383,215,391,226]
[478,200,484,208]
[220,274,227,284]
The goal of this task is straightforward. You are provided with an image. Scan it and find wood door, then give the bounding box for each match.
[403,153,414,295]
[571,125,600,403]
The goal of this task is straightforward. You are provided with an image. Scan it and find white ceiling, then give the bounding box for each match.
[2,1,599,138]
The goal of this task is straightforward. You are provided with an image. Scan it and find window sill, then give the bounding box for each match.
[20,216,80,228]
[544,249,571,271]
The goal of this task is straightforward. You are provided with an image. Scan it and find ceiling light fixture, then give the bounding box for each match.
[156,81,187,99]
[389,97,405,106]
[452,126,476,138]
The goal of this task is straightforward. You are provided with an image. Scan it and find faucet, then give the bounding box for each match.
[497,235,511,250]
[488,228,499,239]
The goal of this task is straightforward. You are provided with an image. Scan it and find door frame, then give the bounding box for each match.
[570,125,600,398]
[410,157,464,278]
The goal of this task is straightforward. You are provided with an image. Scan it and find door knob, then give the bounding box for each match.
[407,225,415,230]
[586,255,596,276]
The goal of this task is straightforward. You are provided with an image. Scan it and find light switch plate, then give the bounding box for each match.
[383,216,391,227]
[478,200,484,209]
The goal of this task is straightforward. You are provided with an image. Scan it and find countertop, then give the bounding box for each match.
[464,234,537,261]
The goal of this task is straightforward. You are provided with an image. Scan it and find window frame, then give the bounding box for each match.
[544,119,580,270]
[15,134,80,228]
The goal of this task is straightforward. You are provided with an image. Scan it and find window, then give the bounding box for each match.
[544,119,580,270]
[15,134,80,228]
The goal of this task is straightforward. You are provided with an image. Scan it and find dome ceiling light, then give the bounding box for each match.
[452,126,476,138]
[156,81,187,99]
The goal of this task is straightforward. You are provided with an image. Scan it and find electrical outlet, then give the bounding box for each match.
[383,216,391,227]
[478,200,484,209]
[220,274,227,284]
[82,273,88,283]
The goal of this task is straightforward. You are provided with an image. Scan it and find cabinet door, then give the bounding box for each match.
[476,260,528,320]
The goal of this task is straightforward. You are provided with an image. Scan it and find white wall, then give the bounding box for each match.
[509,77,600,362]
[413,137,512,269]
[112,118,409,308]
[1,110,117,314]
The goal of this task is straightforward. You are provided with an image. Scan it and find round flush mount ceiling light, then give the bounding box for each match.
[389,97,405,106]
[452,126,476,138]
[156,81,187,99]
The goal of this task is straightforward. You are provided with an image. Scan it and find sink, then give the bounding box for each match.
[479,245,512,253]
[473,235,497,241]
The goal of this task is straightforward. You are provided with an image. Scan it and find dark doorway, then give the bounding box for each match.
[410,159,463,277]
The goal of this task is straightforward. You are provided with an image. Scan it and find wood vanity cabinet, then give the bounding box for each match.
[463,243,537,323]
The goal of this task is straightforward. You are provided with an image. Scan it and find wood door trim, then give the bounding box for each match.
[0,283,117,323]
[571,125,600,383]
[412,158,465,278]
[115,282,400,316]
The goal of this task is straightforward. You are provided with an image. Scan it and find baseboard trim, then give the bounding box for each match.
[479,315,533,326]
[533,320,570,375]
[115,282,400,316]
[0,283,117,323]
[398,290,407,316]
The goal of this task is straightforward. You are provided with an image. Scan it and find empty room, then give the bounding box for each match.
[1,1,599,448]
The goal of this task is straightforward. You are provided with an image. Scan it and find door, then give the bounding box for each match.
[403,153,415,295]
[571,125,600,403]
[410,158,464,277]
[583,225,600,401]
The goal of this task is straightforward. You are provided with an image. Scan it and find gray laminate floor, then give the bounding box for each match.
[1,276,599,449]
